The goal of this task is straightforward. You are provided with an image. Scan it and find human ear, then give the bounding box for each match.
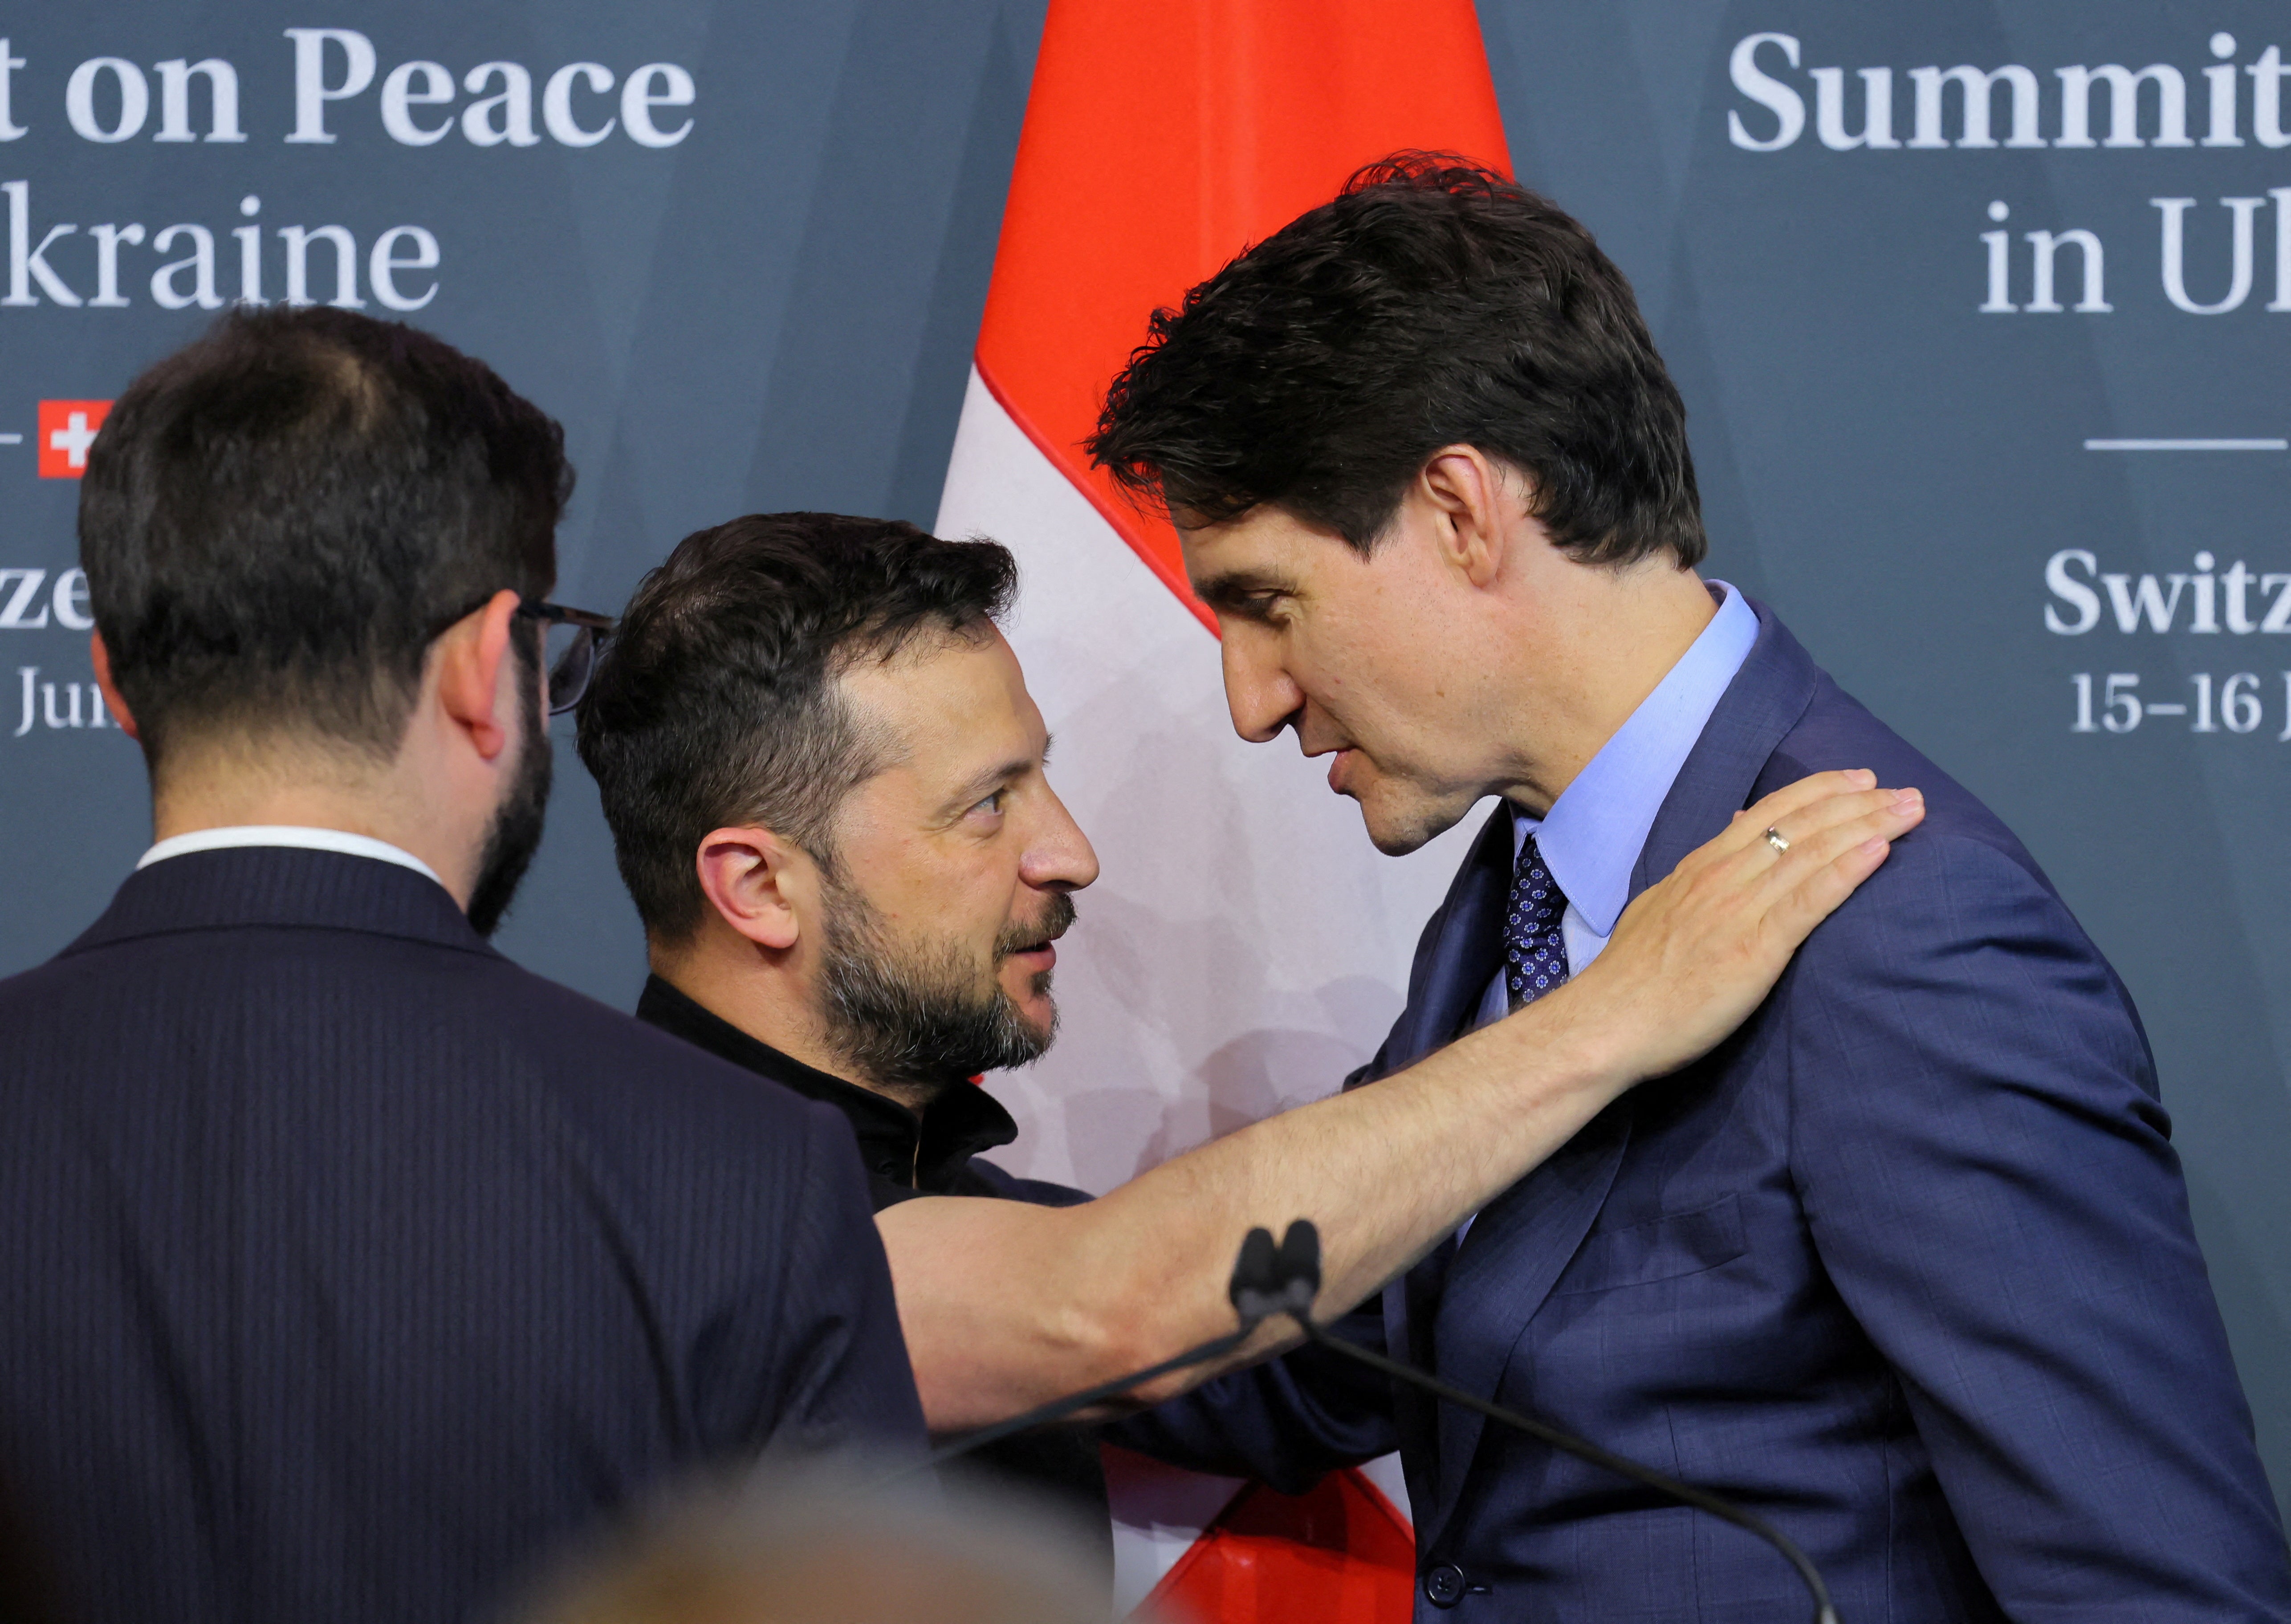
[693,826,811,953]
[435,590,522,762]
[89,632,140,739]
[1418,447,1526,590]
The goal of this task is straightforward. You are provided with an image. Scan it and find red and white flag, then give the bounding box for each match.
[935,0,1511,1615]
[39,400,111,479]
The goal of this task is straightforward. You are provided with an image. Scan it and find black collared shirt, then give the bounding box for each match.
[634,975,1111,1562]
[635,976,1089,1212]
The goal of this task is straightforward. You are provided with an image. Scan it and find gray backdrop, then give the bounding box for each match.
[2,0,2283,1518]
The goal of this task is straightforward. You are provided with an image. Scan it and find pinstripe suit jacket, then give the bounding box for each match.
[0,849,922,1624]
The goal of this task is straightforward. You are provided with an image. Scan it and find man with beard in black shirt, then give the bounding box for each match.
[574,510,1923,1556]
[634,958,1108,1535]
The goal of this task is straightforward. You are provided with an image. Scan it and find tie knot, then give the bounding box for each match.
[1502,834,1571,1011]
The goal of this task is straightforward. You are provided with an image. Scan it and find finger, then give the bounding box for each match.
[1763,784,1925,854]
[1758,832,1896,952]
[1689,784,1916,901]
[1756,796,1927,946]
[1740,769,1881,833]
[1759,791,1925,894]
[1702,770,1877,859]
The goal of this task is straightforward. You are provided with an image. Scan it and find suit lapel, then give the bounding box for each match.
[1413,600,1823,1547]
[1381,802,1516,1072]
[1373,802,1514,1517]
[1421,1103,1631,1548]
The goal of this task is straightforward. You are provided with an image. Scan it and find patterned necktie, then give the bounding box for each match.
[1503,833,1571,1010]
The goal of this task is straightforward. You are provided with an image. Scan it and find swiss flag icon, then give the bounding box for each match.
[39,399,112,479]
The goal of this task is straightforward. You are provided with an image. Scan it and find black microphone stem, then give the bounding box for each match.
[1289,1314,1841,1624]
[884,1324,1257,1488]
[864,1216,1840,1624]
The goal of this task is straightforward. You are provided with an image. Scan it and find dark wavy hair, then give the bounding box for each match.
[576,513,1018,944]
[1087,153,1705,568]
[81,306,568,765]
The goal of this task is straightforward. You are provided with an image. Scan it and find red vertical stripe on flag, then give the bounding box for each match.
[977,0,1513,631]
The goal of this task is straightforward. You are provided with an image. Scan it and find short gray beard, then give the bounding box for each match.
[814,877,1069,1104]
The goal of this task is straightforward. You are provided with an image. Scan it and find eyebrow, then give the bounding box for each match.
[943,731,1052,816]
[1193,569,1293,614]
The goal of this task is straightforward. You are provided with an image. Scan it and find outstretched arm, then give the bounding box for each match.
[879,771,1925,1429]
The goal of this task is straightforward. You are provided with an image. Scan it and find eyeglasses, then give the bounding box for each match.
[517,599,618,715]
[426,593,619,715]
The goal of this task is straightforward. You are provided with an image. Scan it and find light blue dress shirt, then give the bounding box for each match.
[1469,581,1759,1031]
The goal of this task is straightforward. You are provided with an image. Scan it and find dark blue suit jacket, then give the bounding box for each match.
[0,849,924,1624]
[1139,606,2291,1620]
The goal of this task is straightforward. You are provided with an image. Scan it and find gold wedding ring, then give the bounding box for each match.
[1763,826,1791,854]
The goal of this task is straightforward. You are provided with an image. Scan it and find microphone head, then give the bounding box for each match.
[1275,1221,1323,1299]
[1229,1220,1323,1329]
[1228,1226,1280,1316]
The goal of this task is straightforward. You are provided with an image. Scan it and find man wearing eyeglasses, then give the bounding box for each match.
[0,308,923,1624]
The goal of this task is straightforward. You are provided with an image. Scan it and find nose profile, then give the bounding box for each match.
[1024,781,1101,893]
[1221,629,1303,744]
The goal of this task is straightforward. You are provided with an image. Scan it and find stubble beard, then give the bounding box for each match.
[465,650,555,938]
[1355,779,1465,858]
[815,877,1072,1104]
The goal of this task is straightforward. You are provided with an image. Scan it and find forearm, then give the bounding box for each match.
[1080,987,1625,1361]
[883,771,1920,1429]
[884,985,1628,1426]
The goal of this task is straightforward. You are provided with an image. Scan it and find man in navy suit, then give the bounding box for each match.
[1089,155,2291,1620]
[570,511,1924,1557]
[0,309,924,1624]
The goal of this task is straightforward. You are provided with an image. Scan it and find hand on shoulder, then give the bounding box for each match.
[1526,770,1926,1086]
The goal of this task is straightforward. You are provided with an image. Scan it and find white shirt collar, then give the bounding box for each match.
[1515,582,1760,938]
[137,825,446,889]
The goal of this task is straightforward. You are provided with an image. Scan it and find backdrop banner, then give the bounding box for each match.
[3,0,2285,1608]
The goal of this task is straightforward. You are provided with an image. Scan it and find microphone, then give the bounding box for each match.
[891,1236,1306,1484]
[894,1219,1839,1624]
[1253,1219,1842,1624]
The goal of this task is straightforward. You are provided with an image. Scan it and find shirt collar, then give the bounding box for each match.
[1521,582,1760,937]
[138,825,444,889]
[633,974,1018,1195]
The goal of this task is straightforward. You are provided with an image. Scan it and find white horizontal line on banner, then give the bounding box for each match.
[0,434,20,445]
[2084,438,2288,451]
